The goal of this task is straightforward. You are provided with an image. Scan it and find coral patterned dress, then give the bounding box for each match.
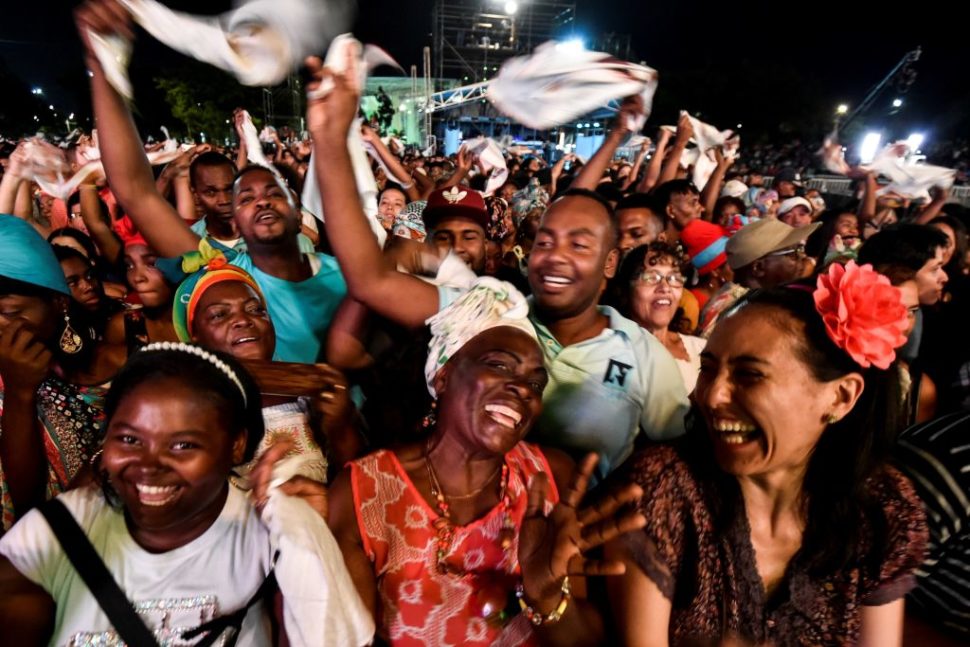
[350,441,558,647]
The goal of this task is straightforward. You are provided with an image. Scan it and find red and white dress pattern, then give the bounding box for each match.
[350,441,558,647]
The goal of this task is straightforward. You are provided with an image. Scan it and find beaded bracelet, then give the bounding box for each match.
[515,577,571,626]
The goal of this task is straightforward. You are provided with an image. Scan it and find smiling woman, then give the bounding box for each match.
[327,277,647,647]
[613,242,706,392]
[0,343,372,645]
[606,267,928,646]
[169,255,351,485]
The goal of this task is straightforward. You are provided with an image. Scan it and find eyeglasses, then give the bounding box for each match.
[765,244,805,259]
[636,271,686,288]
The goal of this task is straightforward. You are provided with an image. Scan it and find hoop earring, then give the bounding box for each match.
[59,311,83,354]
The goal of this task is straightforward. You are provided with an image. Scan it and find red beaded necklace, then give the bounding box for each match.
[424,439,517,575]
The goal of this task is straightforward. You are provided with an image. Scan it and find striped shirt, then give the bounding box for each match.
[895,412,970,639]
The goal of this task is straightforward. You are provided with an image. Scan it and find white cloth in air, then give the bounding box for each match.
[88,0,350,100]
[460,136,509,195]
[302,34,403,249]
[22,134,190,201]
[488,40,658,130]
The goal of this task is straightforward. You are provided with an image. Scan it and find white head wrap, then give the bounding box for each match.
[424,278,538,397]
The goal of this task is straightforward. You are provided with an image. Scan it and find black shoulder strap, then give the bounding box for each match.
[40,499,160,647]
[181,570,277,647]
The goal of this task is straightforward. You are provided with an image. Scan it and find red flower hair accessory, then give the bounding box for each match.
[813,261,909,369]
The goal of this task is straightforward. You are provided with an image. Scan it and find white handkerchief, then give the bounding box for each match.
[867,143,955,200]
[262,455,375,647]
[488,41,658,130]
[91,0,351,100]
[23,135,186,201]
[818,130,851,176]
[306,33,401,100]
[302,35,403,248]
[460,137,509,196]
[239,110,274,169]
[680,111,736,190]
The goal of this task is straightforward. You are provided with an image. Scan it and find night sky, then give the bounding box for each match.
[2,0,967,140]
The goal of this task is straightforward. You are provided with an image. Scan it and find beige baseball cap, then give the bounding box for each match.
[726,218,821,270]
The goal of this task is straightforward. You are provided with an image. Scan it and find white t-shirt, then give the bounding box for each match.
[0,485,274,646]
[676,334,707,394]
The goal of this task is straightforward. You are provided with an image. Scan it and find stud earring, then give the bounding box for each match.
[826,413,840,424]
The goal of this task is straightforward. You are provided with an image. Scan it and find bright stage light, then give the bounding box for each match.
[557,38,585,53]
[860,132,881,164]
[892,98,903,108]
[504,1,518,14]
[836,104,848,115]
[906,133,925,152]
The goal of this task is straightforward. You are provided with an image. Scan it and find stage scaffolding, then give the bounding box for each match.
[432,0,576,86]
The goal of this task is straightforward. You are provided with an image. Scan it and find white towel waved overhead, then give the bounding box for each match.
[868,143,955,200]
[89,0,351,100]
[817,135,955,200]
[302,34,401,248]
[23,133,190,201]
[460,137,509,195]
[678,111,737,190]
[487,40,658,130]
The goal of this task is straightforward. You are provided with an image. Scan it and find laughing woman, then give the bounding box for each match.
[328,278,646,647]
[170,255,359,479]
[606,262,929,646]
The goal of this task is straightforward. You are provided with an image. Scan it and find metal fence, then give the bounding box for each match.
[764,175,970,208]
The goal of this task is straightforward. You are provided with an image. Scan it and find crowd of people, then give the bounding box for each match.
[0,1,968,645]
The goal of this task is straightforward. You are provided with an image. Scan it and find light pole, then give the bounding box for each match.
[834,103,849,130]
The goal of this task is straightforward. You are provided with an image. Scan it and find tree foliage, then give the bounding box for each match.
[154,61,264,142]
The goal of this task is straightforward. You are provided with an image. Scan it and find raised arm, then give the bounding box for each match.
[436,147,473,191]
[699,147,733,221]
[621,139,650,192]
[360,125,420,202]
[912,186,949,225]
[0,144,29,217]
[571,96,642,191]
[517,453,648,647]
[305,57,440,328]
[658,115,693,186]
[858,172,878,223]
[75,0,200,257]
[638,128,671,193]
[77,184,122,265]
[0,321,54,521]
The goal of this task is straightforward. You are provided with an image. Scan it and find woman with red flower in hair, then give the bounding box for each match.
[606,261,929,646]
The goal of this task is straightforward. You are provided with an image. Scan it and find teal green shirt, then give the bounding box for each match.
[231,252,346,363]
[191,218,315,255]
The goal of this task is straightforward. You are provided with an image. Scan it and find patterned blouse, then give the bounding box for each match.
[0,377,106,530]
[350,442,558,647]
[622,445,928,646]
